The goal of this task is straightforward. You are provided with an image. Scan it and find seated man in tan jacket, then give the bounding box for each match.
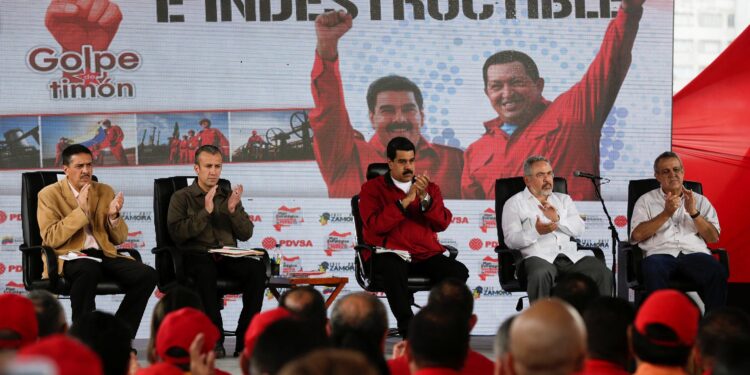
[37,144,157,338]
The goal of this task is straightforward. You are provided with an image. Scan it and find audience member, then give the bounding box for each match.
[405,305,470,374]
[630,289,700,375]
[551,272,601,314]
[14,334,103,375]
[329,292,389,375]
[693,307,750,375]
[391,278,494,375]
[505,299,586,375]
[581,297,635,375]
[240,307,294,375]
[152,307,230,375]
[278,348,379,375]
[250,319,326,375]
[0,294,39,370]
[69,311,132,375]
[0,294,38,351]
[146,286,204,364]
[27,290,67,337]
[493,315,516,375]
[279,286,328,342]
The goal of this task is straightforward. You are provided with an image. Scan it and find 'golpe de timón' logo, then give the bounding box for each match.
[27,1,140,100]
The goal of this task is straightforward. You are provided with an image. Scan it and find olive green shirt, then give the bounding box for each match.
[167,180,253,250]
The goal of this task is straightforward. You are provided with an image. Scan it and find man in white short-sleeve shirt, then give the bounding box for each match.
[630,151,726,311]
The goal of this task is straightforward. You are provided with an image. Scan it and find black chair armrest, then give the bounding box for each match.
[710,248,729,278]
[576,245,605,262]
[250,248,272,279]
[621,242,644,289]
[20,244,61,289]
[354,244,376,290]
[118,249,143,263]
[494,246,522,278]
[443,245,458,259]
[152,246,186,284]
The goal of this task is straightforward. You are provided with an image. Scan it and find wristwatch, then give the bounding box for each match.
[690,211,700,219]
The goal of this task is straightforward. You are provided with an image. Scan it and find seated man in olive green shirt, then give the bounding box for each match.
[167,144,266,358]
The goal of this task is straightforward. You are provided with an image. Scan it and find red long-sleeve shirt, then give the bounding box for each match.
[461,7,642,201]
[309,54,464,199]
[388,349,494,375]
[103,125,124,147]
[359,174,451,262]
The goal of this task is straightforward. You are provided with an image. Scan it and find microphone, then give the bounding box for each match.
[574,171,604,180]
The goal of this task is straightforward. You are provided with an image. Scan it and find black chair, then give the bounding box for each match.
[619,179,729,303]
[350,163,458,300]
[19,171,143,295]
[151,176,271,295]
[493,176,605,309]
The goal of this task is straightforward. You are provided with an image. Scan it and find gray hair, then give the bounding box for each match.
[653,151,682,173]
[523,155,550,176]
[494,315,516,359]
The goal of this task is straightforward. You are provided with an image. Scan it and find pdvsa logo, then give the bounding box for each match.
[468,238,498,251]
[451,216,469,224]
[249,214,262,223]
[324,231,353,256]
[319,212,353,226]
[278,239,314,248]
[614,215,627,227]
[261,237,277,250]
[118,231,145,251]
[479,208,496,233]
[273,206,304,231]
[472,285,511,300]
[0,263,22,276]
[478,256,498,281]
[0,211,22,225]
[318,261,355,273]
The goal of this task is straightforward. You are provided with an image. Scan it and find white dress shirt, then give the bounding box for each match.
[69,182,121,251]
[502,187,586,264]
[630,188,720,257]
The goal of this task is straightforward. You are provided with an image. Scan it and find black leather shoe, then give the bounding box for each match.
[214,344,226,359]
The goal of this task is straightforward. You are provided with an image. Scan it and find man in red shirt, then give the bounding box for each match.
[187,130,200,164]
[197,119,229,157]
[358,137,468,337]
[179,135,190,164]
[54,137,71,166]
[247,130,265,160]
[100,119,127,165]
[168,136,179,164]
[310,10,463,199]
[462,0,645,200]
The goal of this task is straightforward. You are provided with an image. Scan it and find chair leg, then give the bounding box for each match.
[515,296,528,312]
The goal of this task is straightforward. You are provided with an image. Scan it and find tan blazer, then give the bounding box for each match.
[37,177,130,277]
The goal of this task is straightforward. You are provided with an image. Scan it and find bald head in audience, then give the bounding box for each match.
[506,299,587,375]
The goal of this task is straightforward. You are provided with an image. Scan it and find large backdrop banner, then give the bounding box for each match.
[0,0,673,337]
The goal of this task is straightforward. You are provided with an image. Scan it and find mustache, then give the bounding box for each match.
[386,122,413,132]
[402,170,413,175]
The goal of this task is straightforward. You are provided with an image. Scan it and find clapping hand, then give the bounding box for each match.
[227,184,244,214]
[108,192,124,220]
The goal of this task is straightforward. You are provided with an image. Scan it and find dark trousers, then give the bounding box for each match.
[642,252,727,312]
[63,251,157,338]
[524,254,612,302]
[183,253,266,352]
[372,253,469,337]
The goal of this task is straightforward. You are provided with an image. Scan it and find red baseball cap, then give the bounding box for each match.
[243,307,293,357]
[15,334,103,375]
[635,289,700,346]
[0,293,39,349]
[156,307,219,365]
